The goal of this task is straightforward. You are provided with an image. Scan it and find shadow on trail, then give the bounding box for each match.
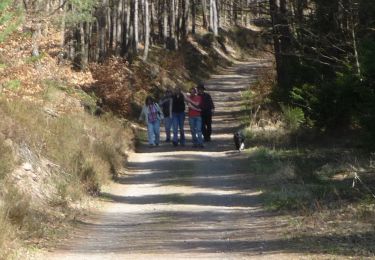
[101,192,262,208]
[120,153,258,191]
[65,211,375,257]
[63,210,281,254]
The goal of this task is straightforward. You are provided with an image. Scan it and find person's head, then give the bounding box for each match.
[197,83,206,93]
[190,87,197,96]
[197,83,205,94]
[145,96,154,105]
[165,89,172,97]
[174,87,182,95]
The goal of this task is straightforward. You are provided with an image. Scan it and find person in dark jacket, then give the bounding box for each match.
[159,89,173,142]
[172,87,186,146]
[197,83,215,142]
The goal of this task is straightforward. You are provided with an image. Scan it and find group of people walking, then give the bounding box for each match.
[138,83,215,148]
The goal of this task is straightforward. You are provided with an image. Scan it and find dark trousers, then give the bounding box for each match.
[201,112,212,141]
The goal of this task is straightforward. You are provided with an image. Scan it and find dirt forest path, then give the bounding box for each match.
[44,59,323,260]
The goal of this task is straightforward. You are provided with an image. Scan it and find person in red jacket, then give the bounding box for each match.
[183,87,204,148]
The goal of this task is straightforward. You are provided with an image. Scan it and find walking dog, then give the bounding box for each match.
[233,131,245,151]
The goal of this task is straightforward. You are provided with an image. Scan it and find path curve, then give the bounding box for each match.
[44,59,315,259]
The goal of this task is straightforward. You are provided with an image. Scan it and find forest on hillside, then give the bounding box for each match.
[2,0,375,138]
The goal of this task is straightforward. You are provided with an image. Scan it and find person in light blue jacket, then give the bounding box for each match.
[139,96,164,147]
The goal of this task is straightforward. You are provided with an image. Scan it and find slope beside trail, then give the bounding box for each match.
[43,59,325,260]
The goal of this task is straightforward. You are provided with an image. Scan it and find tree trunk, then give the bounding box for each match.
[191,0,196,34]
[80,22,88,69]
[60,0,66,47]
[212,0,218,35]
[163,0,168,45]
[115,0,124,55]
[269,0,283,88]
[269,0,295,93]
[150,0,155,44]
[134,0,139,53]
[182,0,189,37]
[125,0,131,48]
[171,0,177,49]
[202,0,208,29]
[209,0,218,35]
[176,0,181,42]
[32,23,41,57]
[143,0,150,60]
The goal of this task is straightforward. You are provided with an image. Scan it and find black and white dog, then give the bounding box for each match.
[233,131,245,151]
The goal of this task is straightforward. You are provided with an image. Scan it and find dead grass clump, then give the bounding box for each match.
[0,180,69,248]
[0,96,132,255]
[0,137,14,180]
[2,185,31,227]
[94,142,122,179]
[0,97,131,195]
[240,64,277,130]
[0,204,17,260]
[69,151,113,196]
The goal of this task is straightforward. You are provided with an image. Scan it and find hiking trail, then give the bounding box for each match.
[43,59,325,260]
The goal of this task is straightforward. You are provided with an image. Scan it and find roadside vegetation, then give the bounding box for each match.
[0,93,133,258]
[238,145,375,256]
[1,5,135,255]
[240,41,375,258]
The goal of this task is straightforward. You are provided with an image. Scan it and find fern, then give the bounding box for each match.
[280,104,305,131]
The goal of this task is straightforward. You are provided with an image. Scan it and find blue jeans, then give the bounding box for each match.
[164,117,172,141]
[147,120,160,145]
[172,112,185,145]
[189,116,203,145]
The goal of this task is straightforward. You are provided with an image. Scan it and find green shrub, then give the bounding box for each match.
[290,72,361,129]
[280,104,305,131]
[243,127,254,140]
